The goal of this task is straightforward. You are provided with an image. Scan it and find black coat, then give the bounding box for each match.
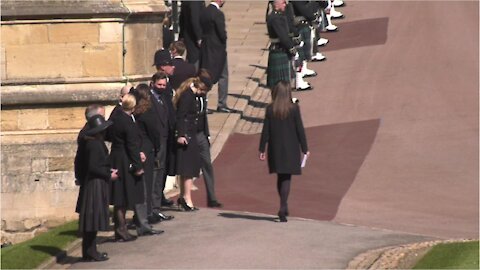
[78,138,111,232]
[108,110,145,208]
[199,4,227,84]
[74,124,88,186]
[152,86,177,175]
[259,104,308,175]
[175,88,201,178]
[170,57,196,90]
[179,0,205,64]
[74,124,88,214]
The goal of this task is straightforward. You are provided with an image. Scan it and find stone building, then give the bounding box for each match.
[1,0,168,244]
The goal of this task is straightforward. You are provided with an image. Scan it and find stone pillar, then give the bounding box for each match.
[1,0,168,244]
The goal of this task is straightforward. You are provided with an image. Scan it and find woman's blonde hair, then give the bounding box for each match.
[271,80,294,119]
[122,93,137,111]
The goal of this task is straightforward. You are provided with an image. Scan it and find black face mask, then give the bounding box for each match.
[153,86,165,93]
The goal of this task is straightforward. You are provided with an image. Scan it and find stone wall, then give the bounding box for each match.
[1,0,168,244]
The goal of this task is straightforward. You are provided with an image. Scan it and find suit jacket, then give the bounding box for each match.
[199,3,227,84]
[179,0,205,64]
[259,104,308,175]
[149,90,169,141]
[170,57,196,90]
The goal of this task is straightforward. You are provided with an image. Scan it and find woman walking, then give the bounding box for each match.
[77,115,118,261]
[173,74,212,211]
[259,80,310,222]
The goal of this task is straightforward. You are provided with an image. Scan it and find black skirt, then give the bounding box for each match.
[175,134,201,178]
[78,178,110,233]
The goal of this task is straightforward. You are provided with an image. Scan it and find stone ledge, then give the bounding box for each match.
[1,0,168,21]
[347,238,477,269]
[1,81,142,106]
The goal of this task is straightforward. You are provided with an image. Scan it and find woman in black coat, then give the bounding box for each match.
[108,94,144,241]
[77,115,117,261]
[173,75,211,211]
[259,81,310,222]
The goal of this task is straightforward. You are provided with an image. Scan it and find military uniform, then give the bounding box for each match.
[266,9,297,88]
[291,1,317,61]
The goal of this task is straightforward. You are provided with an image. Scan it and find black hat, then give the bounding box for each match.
[153,49,173,67]
[85,115,113,136]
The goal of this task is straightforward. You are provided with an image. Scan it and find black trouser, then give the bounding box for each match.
[152,137,168,214]
[82,231,98,258]
[217,58,229,109]
[133,175,152,233]
[197,132,217,202]
[277,174,292,215]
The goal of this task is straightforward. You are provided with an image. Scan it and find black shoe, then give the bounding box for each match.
[295,86,313,91]
[278,211,288,222]
[217,107,233,113]
[207,108,215,114]
[161,198,174,207]
[147,215,162,224]
[177,198,195,212]
[207,201,223,208]
[137,228,164,236]
[115,229,137,242]
[153,212,174,221]
[82,252,109,262]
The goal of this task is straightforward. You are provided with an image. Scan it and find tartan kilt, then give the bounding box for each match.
[267,50,294,88]
[298,25,312,61]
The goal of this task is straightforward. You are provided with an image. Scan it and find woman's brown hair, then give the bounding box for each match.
[133,83,152,115]
[173,69,212,108]
[271,80,294,119]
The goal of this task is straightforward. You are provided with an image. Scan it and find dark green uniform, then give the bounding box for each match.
[266,10,297,88]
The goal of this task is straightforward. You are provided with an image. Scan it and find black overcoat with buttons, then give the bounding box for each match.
[108,110,145,208]
[175,88,202,178]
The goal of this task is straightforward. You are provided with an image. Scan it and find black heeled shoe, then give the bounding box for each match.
[177,198,195,212]
[115,229,137,242]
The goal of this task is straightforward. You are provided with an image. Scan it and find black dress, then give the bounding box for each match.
[259,104,308,175]
[175,88,201,178]
[108,110,145,209]
[78,139,111,233]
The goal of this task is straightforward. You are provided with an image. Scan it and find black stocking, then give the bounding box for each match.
[82,231,98,258]
[277,174,291,215]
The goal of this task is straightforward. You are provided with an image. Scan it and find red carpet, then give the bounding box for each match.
[192,119,380,220]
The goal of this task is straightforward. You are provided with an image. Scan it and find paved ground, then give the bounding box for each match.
[62,1,478,269]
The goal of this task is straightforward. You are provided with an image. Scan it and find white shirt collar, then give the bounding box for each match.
[211,2,220,9]
[174,55,183,59]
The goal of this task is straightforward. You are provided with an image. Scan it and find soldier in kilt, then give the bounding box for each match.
[266,0,297,88]
[285,1,313,90]
[291,1,319,78]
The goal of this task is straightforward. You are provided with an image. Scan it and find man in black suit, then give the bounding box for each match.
[151,53,179,212]
[199,0,232,113]
[169,41,196,91]
[179,0,206,68]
